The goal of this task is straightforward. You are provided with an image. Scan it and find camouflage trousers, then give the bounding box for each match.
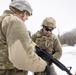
[34,65,57,75]
[0,68,28,75]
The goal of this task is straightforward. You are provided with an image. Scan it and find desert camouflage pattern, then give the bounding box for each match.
[32,29,62,75]
[0,68,28,75]
[0,10,47,73]
[0,10,29,75]
[0,11,14,69]
[41,17,56,29]
[32,29,62,59]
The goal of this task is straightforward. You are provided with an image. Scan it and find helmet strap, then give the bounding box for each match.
[10,7,25,21]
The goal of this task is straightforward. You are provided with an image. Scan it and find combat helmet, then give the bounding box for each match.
[9,0,33,15]
[41,17,56,29]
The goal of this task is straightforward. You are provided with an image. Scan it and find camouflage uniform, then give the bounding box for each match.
[32,17,62,75]
[0,0,47,75]
[0,10,28,75]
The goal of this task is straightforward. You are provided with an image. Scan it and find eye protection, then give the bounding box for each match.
[44,27,53,32]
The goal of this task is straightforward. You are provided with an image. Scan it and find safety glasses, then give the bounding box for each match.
[44,27,53,32]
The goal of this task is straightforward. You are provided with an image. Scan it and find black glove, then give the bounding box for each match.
[45,65,50,75]
[34,65,50,75]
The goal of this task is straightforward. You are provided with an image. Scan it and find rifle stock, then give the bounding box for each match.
[35,45,73,75]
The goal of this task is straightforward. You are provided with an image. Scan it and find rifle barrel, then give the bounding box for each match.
[36,46,73,75]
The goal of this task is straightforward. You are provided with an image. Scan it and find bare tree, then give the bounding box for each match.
[58,28,76,46]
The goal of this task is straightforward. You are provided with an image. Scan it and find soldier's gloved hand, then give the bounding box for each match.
[48,60,53,66]
[35,48,43,57]
[45,65,50,75]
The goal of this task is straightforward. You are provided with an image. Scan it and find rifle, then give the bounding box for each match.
[32,42,73,75]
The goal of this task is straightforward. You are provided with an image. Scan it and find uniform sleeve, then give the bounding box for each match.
[2,15,47,72]
[31,33,37,42]
[52,37,62,60]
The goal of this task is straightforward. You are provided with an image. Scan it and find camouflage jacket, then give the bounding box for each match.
[0,10,47,72]
[32,29,62,60]
[0,10,14,69]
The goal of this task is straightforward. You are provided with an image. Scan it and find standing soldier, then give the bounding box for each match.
[32,17,62,75]
[0,0,48,75]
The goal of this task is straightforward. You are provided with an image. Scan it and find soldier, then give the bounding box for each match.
[32,17,62,75]
[0,0,48,75]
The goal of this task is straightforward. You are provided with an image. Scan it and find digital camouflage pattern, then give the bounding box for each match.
[32,29,62,75]
[32,29,62,59]
[0,11,14,69]
[9,0,33,15]
[0,9,47,72]
[41,17,56,29]
[0,13,28,75]
[0,0,47,75]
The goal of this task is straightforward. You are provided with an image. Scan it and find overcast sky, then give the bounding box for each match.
[0,0,76,35]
